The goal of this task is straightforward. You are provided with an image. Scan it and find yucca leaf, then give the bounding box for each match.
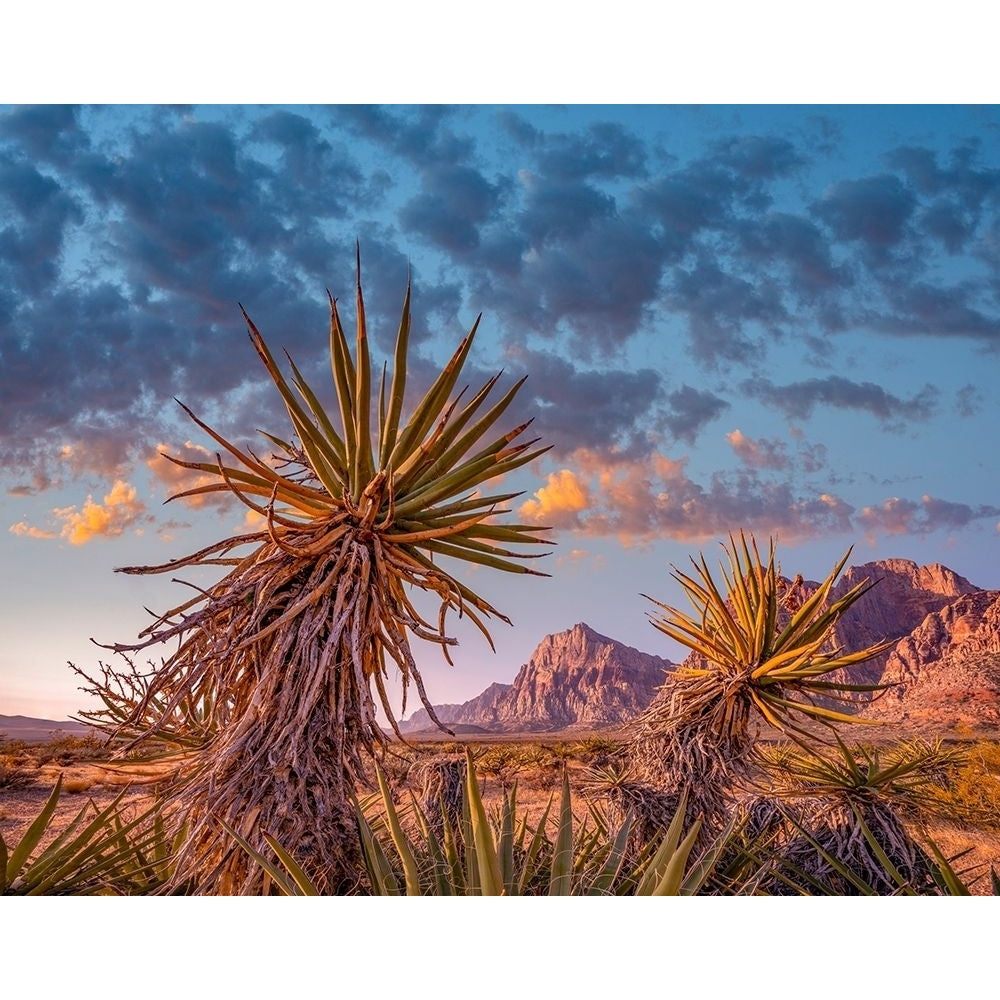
[549,767,575,896]
[375,759,422,896]
[464,748,503,895]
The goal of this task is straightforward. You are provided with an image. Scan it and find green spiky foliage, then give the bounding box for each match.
[228,752,727,896]
[625,533,893,837]
[752,737,967,894]
[77,262,551,894]
[1,777,177,896]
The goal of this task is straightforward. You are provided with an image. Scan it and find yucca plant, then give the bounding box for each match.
[77,258,551,894]
[753,737,967,894]
[625,532,893,836]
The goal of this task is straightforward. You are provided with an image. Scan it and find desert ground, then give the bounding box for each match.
[2,728,999,895]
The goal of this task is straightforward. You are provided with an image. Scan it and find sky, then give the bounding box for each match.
[1,100,999,722]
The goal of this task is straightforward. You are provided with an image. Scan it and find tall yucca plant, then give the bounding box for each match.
[626,532,892,835]
[80,256,551,893]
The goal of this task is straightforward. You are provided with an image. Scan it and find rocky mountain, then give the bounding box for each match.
[828,559,980,689]
[398,682,511,733]
[400,623,673,734]
[861,590,1000,728]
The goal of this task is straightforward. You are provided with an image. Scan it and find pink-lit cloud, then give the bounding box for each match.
[726,429,789,470]
[8,521,57,540]
[519,447,856,546]
[518,468,589,529]
[858,494,1000,541]
[524,442,998,548]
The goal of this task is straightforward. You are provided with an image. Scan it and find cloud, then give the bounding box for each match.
[400,164,503,253]
[52,479,148,545]
[8,521,57,539]
[146,440,236,508]
[13,479,149,545]
[726,429,789,470]
[858,494,1000,539]
[743,375,939,426]
[667,258,785,364]
[519,447,856,546]
[519,469,590,529]
[503,346,664,457]
[662,385,730,444]
[813,175,917,252]
[872,280,1000,347]
[955,384,984,417]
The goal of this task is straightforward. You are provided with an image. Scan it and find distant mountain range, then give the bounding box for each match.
[402,559,1000,736]
[0,715,92,743]
[399,622,672,734]
[9,558,999,743]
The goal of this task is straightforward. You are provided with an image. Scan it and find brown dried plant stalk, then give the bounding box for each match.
[76,260,551,893]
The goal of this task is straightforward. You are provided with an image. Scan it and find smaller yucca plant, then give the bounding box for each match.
[627,532,893,835]
[755,738,968,895]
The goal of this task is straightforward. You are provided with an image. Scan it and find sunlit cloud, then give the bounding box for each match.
[51,479,148,545]
[518,447,877,546]
[519,468,590,529]
[146,441,235,509]
[726,429,789,470]
[858,494,1000,541]
[8,521,57,540]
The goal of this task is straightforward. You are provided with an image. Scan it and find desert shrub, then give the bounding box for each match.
[920,740,1000,831]
[0,754,35,790]
[32,734,110,767]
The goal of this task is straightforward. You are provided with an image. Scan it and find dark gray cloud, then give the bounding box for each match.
[502,346,664,456]
[813,174,917,252]
[668,259,786,364]
[743,375,939,426]
[500,113,648,180]
[400,163,503,253]
[1,103,999,545]
[954,383,984,418]
[662,385,730,444]
[872,280,1000,347]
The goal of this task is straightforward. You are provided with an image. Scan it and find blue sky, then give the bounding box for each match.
[2,102,999,721]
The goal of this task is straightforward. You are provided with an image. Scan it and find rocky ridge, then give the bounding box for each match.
[399,622,672,734]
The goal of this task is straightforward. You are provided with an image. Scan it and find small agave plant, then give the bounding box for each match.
[78,255,551,894]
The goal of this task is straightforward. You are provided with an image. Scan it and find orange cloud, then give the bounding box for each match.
[52,479,147,545]
[519,469,589,528]
[8,521,57,540]
[520,446,855,546]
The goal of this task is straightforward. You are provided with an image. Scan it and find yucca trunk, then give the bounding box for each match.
[764,794,937,895]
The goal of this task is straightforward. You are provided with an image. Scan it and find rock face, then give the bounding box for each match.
[398,682,511,733]
[829,559,980,688]
[861,591,1000,727]
[399,623,673,734]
